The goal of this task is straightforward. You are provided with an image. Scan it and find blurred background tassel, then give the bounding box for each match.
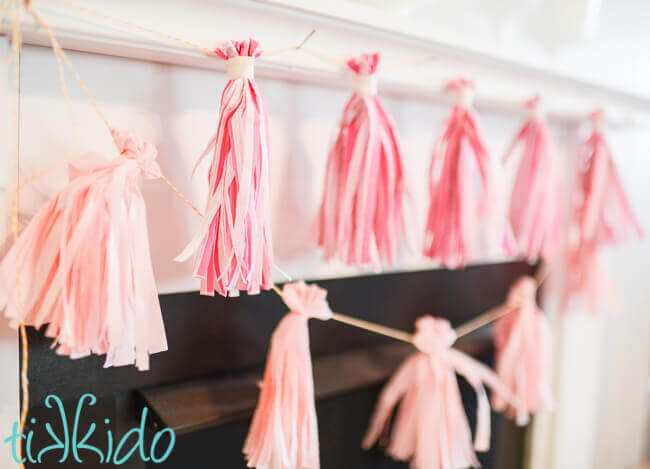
[0,129,167,371]
[576,110,644,246]
[423,79,516,268]
[362,316,517,469]
[176,39,273,297]
[492,276,554,425]
[318,53,411,268]
[504,96,562,262]
[563,241,620,314]
[244,281,332,469]
[562,110,642,313]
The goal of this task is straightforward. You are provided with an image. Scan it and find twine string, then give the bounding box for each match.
[17,4,79,188]
[271,262,551,345]
[47,0,311,58]
[14,4,204,217]
[48,0,216,55]
[271,285,414,343]
[454,263,550,338]
[5,1,29,467]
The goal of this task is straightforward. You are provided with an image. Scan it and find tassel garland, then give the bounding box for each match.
[176,39,273,297]
[0,129,167,370]
[243,281,332,469]
[318,53,410,268]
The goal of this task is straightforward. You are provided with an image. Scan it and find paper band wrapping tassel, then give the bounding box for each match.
[318,53,412,268]
[363,316,517,469]
[176,39,273,297]
[424,79,516,268]
[244,281,332,469]
[0,129,167,371]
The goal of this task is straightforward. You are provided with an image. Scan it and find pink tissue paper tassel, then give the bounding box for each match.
[563,241,620,314]
[504,96,562,262]
[176,39,273,297]
[318,53,411,268]
[0,129,167,371]
[424,79,516,269]
[563,110,643,313]
[492,276,553,426]
[575,110,643,247]
[244,281,332,469]
[363,316,517,469]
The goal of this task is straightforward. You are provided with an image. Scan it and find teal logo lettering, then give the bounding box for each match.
[4,394,175,464]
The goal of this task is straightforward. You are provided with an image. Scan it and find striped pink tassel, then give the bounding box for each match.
[424,79,516,268]
[0,129,167,370]
[576,110,643,246]
[176,39,273,297]
[504,96,562,262]
[318,53,410,268]
[564,110,643,313]
[244,281,332,469]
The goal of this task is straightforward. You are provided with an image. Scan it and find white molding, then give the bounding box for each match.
[0,0,646,126]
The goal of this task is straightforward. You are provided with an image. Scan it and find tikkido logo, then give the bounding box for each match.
[4,394,175,465]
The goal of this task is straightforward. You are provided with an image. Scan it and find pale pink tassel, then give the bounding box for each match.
[244,281,332,469]
[0,129,167,370]
[424,79,516,268]
[576,110,643,246]
[492,276,553,425]
[363,316,517,469]
[563,241,620,314]
[504,96,562,262]
[318,53,411,267]
[176,39,273,297]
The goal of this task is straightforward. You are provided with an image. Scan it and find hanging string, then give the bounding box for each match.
[271,285,414,343]
[16,3,79,190]
[5,1,29,467]
[157,173,203,217]
[454,263,551,338]
[14,4,204,217]
[272,261,552,345]
[297,43,439,72]
[383,53,438,71]
[261,29,316,58]
[299,46,348,66]
[45,0,311,58]
[47,0,216,55]
[46,0,433,70]
[28,6,109,128]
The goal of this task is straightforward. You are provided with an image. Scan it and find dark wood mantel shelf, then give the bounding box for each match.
[136,337,492,436]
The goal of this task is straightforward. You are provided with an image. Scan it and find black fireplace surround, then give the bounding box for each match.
[20,262,533,468]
